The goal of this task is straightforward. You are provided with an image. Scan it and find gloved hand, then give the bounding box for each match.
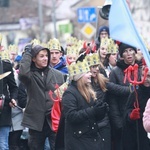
[129,108,140,120]
[93,101,109,121]
[24,43,33,54]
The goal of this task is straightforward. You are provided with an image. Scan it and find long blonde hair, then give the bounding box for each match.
[96,73,109,92]
[77,77,96,103]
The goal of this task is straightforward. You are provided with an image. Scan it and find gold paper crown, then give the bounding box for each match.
[84,53,100,67]
[76,40,84,49]
[107,42,118,54]
[0,33,2,44]
[40,42,48,49]
[68,60,90,77]
[66,46,79,56]
[47,38,61,51]
[0,50,10,60]
[31,39,41,45]
[54,82,68,98]
[8,45,18,54]
[100,37,112,47]
[66,36,78,46]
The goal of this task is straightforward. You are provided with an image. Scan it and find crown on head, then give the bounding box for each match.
[66,46,79,56]
[84,53,100,67]
[100,37,111,47]
[77,40,84,48]
[0,50,10,60]
[66,36,78,46]
[54,82,68,98]
[47,38,61,51]
[0,33,2,44]
[31,39,41,45]
[107,40,118,54]
[8,45,18,54]
[41,42,48,48]
[68,60,90,77]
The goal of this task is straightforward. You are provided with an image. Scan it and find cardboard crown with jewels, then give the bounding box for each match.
[66,36,78,46]
[77,40,84,48]
[66,46,79,56]
[54,82,68,98]
[84,53,100,67]
[100,37,114,47]
[107,41,118,54]
[41,42,48,48]
[0,50,10,60]
[68,60,90,77]
[47,38,61,51]
[31,39,41,45]
[100,37,110,47]
[8,44,18,54]
[31,39,48,48]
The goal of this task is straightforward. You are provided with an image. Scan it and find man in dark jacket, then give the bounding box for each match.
[19,43,64,150]
[95,26,110,49]
[0,57,18,150]
[108,43,138,150]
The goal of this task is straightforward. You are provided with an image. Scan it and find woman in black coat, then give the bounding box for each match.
[88,52,130,150]
[62,61,108,150]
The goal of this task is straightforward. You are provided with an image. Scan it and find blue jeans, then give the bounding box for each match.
[0,126,10,150]
[44,138,51,150]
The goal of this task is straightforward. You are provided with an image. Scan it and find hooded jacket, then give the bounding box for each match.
[19,46,64,131]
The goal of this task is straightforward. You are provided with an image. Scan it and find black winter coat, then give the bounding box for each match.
[62,81,103,150]
[108,60,134,130]
[0,60,18,126]
[19,52,64,131]
[122,85,150,150]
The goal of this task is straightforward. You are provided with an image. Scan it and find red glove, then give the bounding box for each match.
[129,108,140,120]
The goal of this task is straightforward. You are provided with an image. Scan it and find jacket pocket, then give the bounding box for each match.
[73,125,90,138]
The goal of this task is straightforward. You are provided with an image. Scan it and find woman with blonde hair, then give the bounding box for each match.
[85,52,131,150]
[62,60,108,150]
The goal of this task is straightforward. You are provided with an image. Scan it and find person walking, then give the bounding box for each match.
[19,43,64,150]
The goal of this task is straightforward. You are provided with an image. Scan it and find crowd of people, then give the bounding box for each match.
[0,25,150,150]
